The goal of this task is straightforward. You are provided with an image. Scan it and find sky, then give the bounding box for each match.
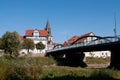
[0,0,120,43]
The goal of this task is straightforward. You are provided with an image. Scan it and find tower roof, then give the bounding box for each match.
[45,20,50,29]
[45,20,51,36]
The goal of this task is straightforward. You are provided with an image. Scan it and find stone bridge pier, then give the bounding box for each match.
[109,47,120,69]
[65,52,87,67]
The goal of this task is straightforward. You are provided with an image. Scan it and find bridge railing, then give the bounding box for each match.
[47,36,120,53]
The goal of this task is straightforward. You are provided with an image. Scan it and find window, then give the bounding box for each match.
[33,30,39,37]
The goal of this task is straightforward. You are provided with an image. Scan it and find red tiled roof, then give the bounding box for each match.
[25,29,48,36]
[64,32,94,45]
[63,41,68,46]
[25,30,34,36]
[77,32,94,43]
[79,32,94,39]
[38,30,48,36]
[68,36,79,44]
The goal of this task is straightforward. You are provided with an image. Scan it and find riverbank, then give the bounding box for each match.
[0,54,119,80]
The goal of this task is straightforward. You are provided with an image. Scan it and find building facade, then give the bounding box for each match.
[20,21,54,54]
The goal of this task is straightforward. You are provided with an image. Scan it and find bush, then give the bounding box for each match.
[0,55,120,80]
[86,57,110,64]
[0,56,42,80]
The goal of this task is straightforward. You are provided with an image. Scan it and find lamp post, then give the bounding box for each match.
[114,13,117,37]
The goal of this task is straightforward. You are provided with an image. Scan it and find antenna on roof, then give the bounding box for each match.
[114,12,117,37]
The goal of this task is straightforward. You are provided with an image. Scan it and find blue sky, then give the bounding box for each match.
[0,0,120,43]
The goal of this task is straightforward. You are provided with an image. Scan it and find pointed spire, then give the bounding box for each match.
[45,20,51,36]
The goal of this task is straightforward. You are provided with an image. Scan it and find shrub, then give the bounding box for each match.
[86,57,110,64]
[0,56,42,80]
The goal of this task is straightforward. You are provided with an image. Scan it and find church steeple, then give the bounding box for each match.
[45,20,51,36]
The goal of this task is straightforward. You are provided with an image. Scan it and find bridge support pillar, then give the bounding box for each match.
[109,47,120,69]
[65,52,87,67]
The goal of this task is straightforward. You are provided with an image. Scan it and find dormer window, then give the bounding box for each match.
[33,29,39,37]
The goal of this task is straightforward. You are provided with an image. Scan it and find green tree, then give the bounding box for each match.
[2,31,21,56]
[22,38,35,53]
[36,42,45,53]
[0,38,3,49]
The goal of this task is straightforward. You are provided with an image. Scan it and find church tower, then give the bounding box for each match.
[45,20,51,36]
[45,20,53,43]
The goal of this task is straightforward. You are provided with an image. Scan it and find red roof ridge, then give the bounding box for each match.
[25,29,48,36]
[63,32,94,45]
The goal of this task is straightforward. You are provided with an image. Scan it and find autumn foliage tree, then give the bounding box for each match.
[36,42,45,53]
[22,38,35,53]
[2,31,21,56]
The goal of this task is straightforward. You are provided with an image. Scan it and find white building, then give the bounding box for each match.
[85,51,111,58]
[20,21,54,54]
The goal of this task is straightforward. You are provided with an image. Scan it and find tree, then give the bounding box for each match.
[2,31,21,56]
[0,38,3,49]
[36,42,45,53]
[22,38,35,53]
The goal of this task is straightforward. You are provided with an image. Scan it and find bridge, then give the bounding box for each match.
[46,35,120,69]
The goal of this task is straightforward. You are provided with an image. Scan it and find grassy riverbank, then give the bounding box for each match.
[0,54,119,80]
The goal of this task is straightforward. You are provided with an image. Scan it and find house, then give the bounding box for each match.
[63,32,111,58]
[20,20,54,54]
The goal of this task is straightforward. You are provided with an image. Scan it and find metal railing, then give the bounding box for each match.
[47,36,120,53]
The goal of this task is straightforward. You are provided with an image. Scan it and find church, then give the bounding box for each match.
[20,21,54,54]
